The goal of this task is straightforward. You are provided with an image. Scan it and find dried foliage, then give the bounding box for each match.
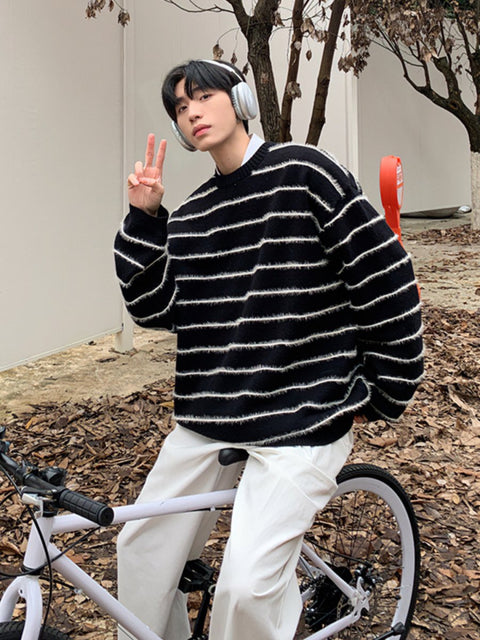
[85,1,130,26]
[346,1,480,149]
[405,222,480,245]
[1,294,480,637]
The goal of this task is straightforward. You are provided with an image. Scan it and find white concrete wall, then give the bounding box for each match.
[357,45,471,214]
[0,1,124,371]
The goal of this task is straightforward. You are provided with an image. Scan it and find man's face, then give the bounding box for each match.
[174,78,241,152]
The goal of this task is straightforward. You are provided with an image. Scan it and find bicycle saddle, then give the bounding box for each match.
[218,448,249,466]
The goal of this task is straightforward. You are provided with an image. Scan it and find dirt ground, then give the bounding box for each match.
[0,214,478,420]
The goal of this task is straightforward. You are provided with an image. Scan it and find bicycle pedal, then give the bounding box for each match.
[178,558,215,593]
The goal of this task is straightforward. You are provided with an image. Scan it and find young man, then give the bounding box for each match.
[114,59,423,640]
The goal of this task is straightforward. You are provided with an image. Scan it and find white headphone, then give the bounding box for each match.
[171,59,258,152]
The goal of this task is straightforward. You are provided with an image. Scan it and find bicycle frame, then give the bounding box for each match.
[0,486,368,640]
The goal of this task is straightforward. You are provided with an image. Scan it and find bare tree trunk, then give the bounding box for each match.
[227,0,282,141]
[247,31,282,141]
[305,0,346,146]
[471,151,480,229]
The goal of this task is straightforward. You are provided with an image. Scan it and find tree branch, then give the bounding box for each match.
[306,0,346,145]
[224,0,250,32]
[279,0,305,141]
[163,0,233,13]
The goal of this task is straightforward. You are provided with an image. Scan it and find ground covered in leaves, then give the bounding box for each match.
[1,229,479,639]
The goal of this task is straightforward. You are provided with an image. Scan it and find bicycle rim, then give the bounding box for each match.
[296,463,420,640]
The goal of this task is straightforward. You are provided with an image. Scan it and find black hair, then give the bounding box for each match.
[161,59,249,132]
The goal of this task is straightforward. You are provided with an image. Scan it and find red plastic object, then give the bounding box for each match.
[380,155,404,246]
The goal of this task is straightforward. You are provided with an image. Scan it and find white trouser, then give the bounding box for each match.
[117,425,353,640]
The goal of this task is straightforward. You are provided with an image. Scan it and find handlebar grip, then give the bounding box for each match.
[57,488,114,526]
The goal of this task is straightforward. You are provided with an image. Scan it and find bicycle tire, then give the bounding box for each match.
[296,463,420,640]
[0,621,71,639]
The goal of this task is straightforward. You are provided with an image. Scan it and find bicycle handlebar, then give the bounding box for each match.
[56,487,114,526]
[0,439,114,527]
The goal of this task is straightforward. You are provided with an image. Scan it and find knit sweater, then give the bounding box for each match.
[114,142,423,446]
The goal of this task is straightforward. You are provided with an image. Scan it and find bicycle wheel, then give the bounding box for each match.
[0,621,71,639]
[296,463,420,640]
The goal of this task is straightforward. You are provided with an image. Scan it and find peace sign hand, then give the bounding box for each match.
[127,134,166,216]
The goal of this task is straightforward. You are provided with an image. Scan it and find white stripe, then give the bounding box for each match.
[339,235,399,273]
[171,185,309,224]
[114,248,145,270]
[170,236,319,260]
[175,367,361,401]
[307,190,335,214]
[178,333,355,357]
[177,184,218,208]
[375,386,414,407]
[180,350,357,383]
[179,302,350,331]
[117,253,168,288]
[360,323,423,346]
[266,144,348,192]
[125,257,175,306]
[128,287,178,323]
[324,194,369,229]
[360,302,422,331]
[168,211,314,240]
[253,395,369,446]
[363,349,424,364]
[252,158,344,199]
[176,259,328,283]
[177,282,342,307]
[377,371,425,385]
[350,280,417,311]
[345,254,411,290]
[325,216,382,254]
[177,373,365,424]
[119,224,165,250]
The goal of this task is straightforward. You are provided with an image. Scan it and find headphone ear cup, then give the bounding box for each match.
[171,121,196,152]
[231,82,258,120]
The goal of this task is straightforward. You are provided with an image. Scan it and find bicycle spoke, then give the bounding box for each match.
[296,464,420,640]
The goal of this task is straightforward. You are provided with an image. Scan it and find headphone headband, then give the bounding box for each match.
[200,59,244,82]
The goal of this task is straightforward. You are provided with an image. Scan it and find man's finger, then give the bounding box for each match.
[155,139,167,175]
[139,177,165,193]
[144,133,156,167]
[134,160,144,178]
[127,173,139,188]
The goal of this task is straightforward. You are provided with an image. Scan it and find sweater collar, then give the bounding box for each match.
[213,142,271,187]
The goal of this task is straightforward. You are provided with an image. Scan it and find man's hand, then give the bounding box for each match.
[127,134,166,216]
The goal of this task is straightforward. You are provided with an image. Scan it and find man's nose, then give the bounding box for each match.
[188,102,203,121]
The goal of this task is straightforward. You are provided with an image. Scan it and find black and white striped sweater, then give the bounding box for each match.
[114,142,423,446]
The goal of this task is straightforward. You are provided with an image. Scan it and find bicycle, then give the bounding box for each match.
[0,426,420,640]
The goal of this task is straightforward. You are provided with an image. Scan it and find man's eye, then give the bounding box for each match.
[200,93,211,101]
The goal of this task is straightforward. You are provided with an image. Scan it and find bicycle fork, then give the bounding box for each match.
[0,511,162,640]
[0,513,52,638]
